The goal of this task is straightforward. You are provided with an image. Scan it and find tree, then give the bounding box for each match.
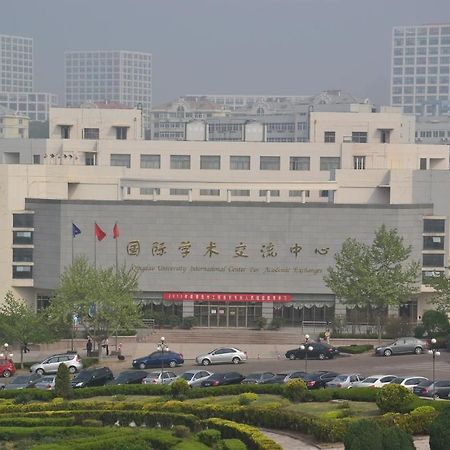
[48,256,141,360]
[426,273,450,315]
[0,291,57,368]
[421,310,450,336]
[54,363,73,399]
[324,225,420,340]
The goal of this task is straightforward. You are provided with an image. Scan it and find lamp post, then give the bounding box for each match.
[157,337,169,380]
[299,334,313,373]
[428,338,441,399]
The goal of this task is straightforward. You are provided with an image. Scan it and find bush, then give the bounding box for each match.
[220,438,247,450]
[255,317,267,330]
[414,324,426,338]
[13,391,34,404]
[180,316,197,329]
[381,426,414,450]
[429,406,450,450]
[54,363,73,400]
[268,317,284,330]
[422,309,450,336]
[238,393,258,406]
[171,379,190,399]
[376,384,415,413]
[81,418,103,427]
[284,379,307,402]
[336,344,373,354]
[409,406,438,434]
[198,429,222,447]
[172,424,190,438]
[344,419,382,450]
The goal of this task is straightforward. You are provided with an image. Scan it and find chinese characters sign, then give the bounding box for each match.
[164,292,292,303]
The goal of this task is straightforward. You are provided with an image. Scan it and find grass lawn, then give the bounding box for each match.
[287,400,380,417]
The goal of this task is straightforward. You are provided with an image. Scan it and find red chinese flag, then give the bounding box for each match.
[95,223,106,241]
[113,223,119,239]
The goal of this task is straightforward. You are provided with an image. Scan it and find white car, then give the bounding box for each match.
[177,370,213,387]
[195,348,247,366]
[353,374,398,388]
[30,353,83,375]
[142,371,177,385]
[389,376,429,391]
[326,373,364,389]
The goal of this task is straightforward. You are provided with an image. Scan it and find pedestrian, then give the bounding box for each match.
[324,328,331,345]
[102,338,109,356]
[86,338,93,357]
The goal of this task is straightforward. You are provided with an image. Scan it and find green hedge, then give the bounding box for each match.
[0,417,75,427]
[336,344,374,354]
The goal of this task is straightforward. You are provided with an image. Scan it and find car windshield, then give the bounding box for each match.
[147,372,161,378]
[245,373,260,379]
[180,373,194,380]
[208,373,224,380]
[391,377,405,384]
[115,373,133,382]
[333,376,349,382]
[74,371,94,381]
[10,376,31,384]
[40,377,55,383]
[362,377,378,383]
[417,380,433,387]
[302,374,317,381]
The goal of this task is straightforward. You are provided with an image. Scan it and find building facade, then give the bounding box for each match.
[64,50,152,126]
[0,106,28,139]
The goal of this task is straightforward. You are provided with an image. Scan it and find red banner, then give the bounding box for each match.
[163,292,292,303]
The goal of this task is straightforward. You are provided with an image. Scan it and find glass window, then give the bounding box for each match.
[320,157,340,171]
[230,156,250,170]
[13,248,33,262]
[33,155,40,164]
[83,128,99,139]
[320,190,329,198]
[230,190,250,197]
[85,152,96,166]
[352,132,368,143]
[13,231,33,245]
[260,156,280,170]
[423,219,445,233]
[200,155,220,170]
[170,188,189,196]
[259,190,280,197]
[12,265,32,279]
[110,154,131,168]
[170,155,191,169]
[200,189,220,196]
[423,236,444,250]
[353,156,366,170]
[420,158,427,170]
[324,131,336,143]
[140,154,160,169]
[289,190,310,197]
[13,214,33,228]
[140,187,160,195]
[423,254,444,267]
[290,156,310,171]
[115,127,128,140]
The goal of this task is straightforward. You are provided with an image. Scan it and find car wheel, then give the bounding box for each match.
[318,353,326,360]
[232,357,240,365]
[2,370,11,378]
[139,363,146,370]
[383,349,392,357]
[68,366,77,374]
[36,368,45,376]
[414,347,423,355]
[288,353,296,360]
[169,360,176,368]
[202,359,211,366]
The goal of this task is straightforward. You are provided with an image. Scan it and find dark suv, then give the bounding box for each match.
[71,367,113,388]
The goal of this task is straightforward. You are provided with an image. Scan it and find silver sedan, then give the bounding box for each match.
[195,347,247,366]
[177,370,213,387]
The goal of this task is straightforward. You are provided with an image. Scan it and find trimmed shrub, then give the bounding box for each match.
[238,393,258,406]
[336,344,373,354]
[198,429,222,446]
[171,379,190,399]
[409,406,438,434]
[13,391,34,404]
[429,406,450,450]
[55,363,73,400]
[81,419,103,427]
[172,425,190,438]
[220,438,247,450]
[344,420,382,450]
[376,384,415,413]
[284,379,307,402]
[381,426,414,450]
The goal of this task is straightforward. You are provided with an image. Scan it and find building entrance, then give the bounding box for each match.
[194,302,262,327]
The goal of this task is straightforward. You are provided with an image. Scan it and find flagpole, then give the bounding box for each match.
[94,222,97,269]
[115,222,119,276]
[71,222,74,265]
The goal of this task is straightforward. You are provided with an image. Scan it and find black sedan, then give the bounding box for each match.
[241,372,275,384]
[285,342,339,360]
[201,372,244,387]
[108,370,148,385]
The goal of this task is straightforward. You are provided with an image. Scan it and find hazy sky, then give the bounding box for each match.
[1,0,450,106]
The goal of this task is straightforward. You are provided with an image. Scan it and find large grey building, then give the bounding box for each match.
[64,50,152,125]
[391,23,450,116]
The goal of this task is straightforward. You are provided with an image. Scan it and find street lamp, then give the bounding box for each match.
[299,334,314,373]
[428,338,441,399]
[157,337,169,380]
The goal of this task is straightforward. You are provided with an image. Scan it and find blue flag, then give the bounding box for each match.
[72,223,81,238]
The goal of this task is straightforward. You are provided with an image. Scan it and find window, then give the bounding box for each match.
[33,155,40,164]
[13,231,33,245]
[230,155,250,170]
[37,295,51,311]
[423,236,444,250]
[353,156,366,170]
[200,155,220,170]
[423,254,444,267]
[230,190,250,197]
[83,128,99,139]
[200,189,220,196]
[352,132,368,143]
[110,154,131,168]
[13,248,33,262]
[324,131,335,143]
[259,190,280,197]
[115,127,128,140]
[423,219,445,233]
[140,154,160,169]
[170,188,189,195]
[170,155,191,169]
[260,156,280,170]
[12,265,32,279]
[290,157,310,171]
[289,190,310,197]
[60,125,71,139]
[13,214,33,228]
[420,158,427,170]
[140,188,160,195]
[85,152,96,166]
[320,157,340,171]
[320,190,329,198]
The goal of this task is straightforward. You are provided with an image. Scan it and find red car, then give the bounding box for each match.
[0,357,16,378]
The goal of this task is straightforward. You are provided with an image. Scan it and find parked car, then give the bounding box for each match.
[30,353,83,375]
[301,372,339,389]
[109,370,148,385]
[4,374,42,390]
[285,342,339,360]
[70,367,113,388]
[34,375,56,390]
[413,380,450,399]
[260,370,307,384]
[353,374,397,388]
[132,351,184,370]
[327,373,364,389]
[195,348,247,366]
[242,372,275,384]
[201,372,245,387]
[0,357,16,378]
[375,337,428,356]
[390,376,429,391]
[177,370,213,387]
[142,371,177,385]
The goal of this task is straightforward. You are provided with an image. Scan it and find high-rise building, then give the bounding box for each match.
[391,23,450,116]
[64,50,152,125]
